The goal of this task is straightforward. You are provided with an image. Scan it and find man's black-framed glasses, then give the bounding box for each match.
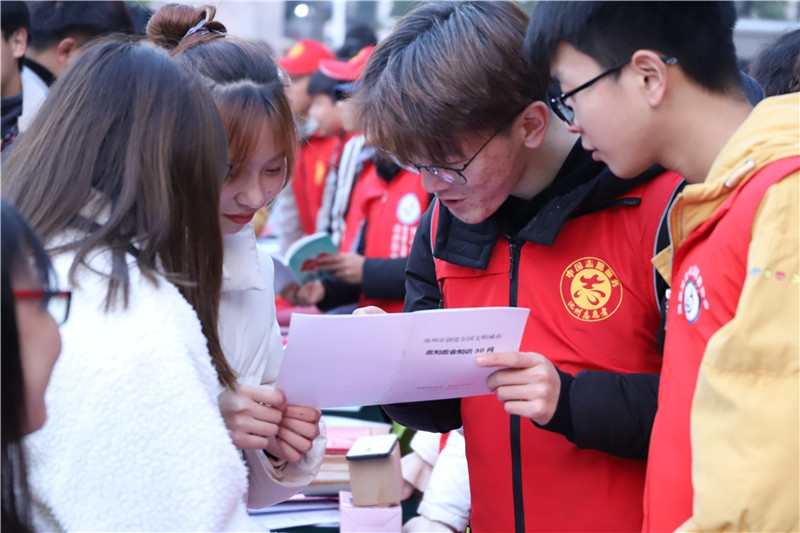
[550,56,678,125]
[13,289,72,325]
[383,111,522,186]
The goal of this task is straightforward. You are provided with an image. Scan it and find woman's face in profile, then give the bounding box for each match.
[13,262,62,435]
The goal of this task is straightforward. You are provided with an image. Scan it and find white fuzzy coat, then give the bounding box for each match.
[24,244,260,532]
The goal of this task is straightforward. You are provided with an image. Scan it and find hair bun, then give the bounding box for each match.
[147,4,226,50]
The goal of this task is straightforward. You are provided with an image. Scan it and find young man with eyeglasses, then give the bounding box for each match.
[526,2,799,532]
[350,2,684,532]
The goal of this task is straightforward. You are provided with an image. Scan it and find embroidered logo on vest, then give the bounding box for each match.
[677,265,708,324]
[560,257,622,322]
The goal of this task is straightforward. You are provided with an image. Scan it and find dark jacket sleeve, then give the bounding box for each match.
[381,202,463,432]
[361,257,408,300]
[317,218,408,309]
[316,277,360,312]
[535,370,659,460]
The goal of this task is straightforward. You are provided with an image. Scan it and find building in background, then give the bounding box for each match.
[135,1,797,66]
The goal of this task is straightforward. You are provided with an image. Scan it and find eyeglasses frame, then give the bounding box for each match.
[550,55,678,125]
[13,288,72,325]
[390,109,526,186]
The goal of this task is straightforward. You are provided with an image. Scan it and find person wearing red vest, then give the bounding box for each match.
[527,2,799,531]
[310,156,431,314]
[287,50,432,314]
[286,159,430,314]
[349,3,685,532]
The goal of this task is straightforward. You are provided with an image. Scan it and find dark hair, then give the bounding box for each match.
[350,1,535,165]
[147,3,298,206]
[2,1,30,71]
[1,200,55,533]
[525,1,744,99]
[27,1,133,51]
[2,36,237,388]
[749,28,800,97]
[1,1,31,40]
[337,23,377,60]
[307,69,341,98]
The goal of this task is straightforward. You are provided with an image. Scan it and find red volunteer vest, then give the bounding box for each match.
[644,157,800,532]
[291,133,341,235]
[433,171,683,532]
[342,165,429,313]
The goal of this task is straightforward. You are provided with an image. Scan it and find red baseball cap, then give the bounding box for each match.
[318,45,375,82]
[279,39,335,77]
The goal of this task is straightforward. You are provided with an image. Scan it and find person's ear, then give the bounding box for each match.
[518,101,550,149]
[10,28,27,59]
[630,50,670,107]
[55,37,79,69]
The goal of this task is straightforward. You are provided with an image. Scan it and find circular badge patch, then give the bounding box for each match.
[682,280,700,324]
[560,257,623,322]
[396,193,422,225]
[677,265,708,325]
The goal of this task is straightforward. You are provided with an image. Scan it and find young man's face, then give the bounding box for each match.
[414,125,526,225]
[550,43,656,179]
[1,29,26,98]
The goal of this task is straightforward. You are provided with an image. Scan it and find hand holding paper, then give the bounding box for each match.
[271,404,323,463]
[218,385,286,450]
[478,351,562,425]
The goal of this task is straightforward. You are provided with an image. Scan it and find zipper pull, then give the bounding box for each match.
[508,239,518,280]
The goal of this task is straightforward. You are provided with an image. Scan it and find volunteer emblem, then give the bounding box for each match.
[677,265,708,324]
[560,257,622,322]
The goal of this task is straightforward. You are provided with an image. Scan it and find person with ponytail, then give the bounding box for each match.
[147,4,326,510]
[3,37,260,531]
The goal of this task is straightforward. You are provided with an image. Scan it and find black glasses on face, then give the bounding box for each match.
[13,289,72,325]
[550,56,678,125]
[384,111,522,185]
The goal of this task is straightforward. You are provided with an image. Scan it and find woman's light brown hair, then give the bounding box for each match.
[2,37,237,388]
[148,4,297,194]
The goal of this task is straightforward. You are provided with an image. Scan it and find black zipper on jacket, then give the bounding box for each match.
[507,236,525,533]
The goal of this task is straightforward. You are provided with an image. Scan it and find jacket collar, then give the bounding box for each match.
[222,223,266,292]
[23,57,55,87]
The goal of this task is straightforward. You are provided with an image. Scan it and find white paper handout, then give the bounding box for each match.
[276,307,530,408]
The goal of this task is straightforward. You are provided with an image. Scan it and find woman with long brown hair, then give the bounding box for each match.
[147,4,325,510]
[3,37,258,531]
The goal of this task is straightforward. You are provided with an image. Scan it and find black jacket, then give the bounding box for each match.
[382,142,682,460]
